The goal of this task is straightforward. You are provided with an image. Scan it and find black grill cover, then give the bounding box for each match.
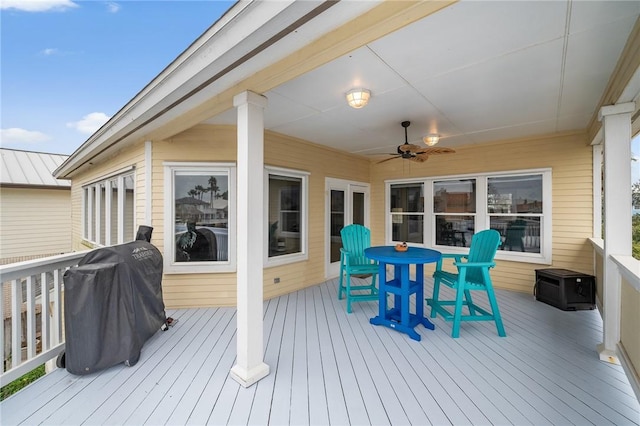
[63,239,166,375]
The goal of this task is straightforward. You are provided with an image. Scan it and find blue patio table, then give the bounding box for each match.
[365,246,441,341]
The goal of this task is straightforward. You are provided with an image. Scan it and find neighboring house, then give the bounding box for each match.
[0,148,72,363]
[52,2,640,388]
[0,148,71,265]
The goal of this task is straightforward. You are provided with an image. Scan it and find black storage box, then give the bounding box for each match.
[535,268,595,311]
[61,230,166,375]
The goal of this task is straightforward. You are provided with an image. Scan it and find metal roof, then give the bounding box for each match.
[0,148,70,188]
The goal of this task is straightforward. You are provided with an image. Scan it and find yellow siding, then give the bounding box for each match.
[153,125,370,308]
[620,278,640,384]
[370,132,594,294]
[69,126,596,306]
[0,187,72,260]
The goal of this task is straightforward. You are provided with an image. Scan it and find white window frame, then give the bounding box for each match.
[387,182,426,245]
[432,177,477,248]
[163,162,236,274]
[385,168,552,264]
[81,168,136,246]
[264,166,309,267]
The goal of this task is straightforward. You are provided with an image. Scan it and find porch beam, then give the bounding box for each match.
[230,90,270,387]
[597,101,634,364]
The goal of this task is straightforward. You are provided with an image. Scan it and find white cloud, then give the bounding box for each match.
[106,2,120,13]
[66,112,110,135]
[0,127,51,143]
[40,47,59,56]
[0,0,78,12]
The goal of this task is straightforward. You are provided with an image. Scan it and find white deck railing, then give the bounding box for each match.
[0,251,87,386]
[590,238,640,401]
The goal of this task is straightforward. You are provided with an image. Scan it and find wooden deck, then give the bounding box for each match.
[2,277,639,425]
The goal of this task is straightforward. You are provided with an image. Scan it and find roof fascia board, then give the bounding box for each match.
[55,0,319,178]
[0,184,70,190]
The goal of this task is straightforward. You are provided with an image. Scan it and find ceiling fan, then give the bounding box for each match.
[378,121,455,163]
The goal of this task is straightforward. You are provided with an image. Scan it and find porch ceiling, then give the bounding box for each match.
[206,1,640,155]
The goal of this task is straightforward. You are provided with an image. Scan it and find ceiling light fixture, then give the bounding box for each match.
[346,88,371,109]
[423,134,440,146]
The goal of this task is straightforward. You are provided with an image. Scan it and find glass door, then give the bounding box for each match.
[325,178,370,278]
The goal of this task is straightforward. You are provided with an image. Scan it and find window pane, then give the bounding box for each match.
[491,216,541,253]
[279,185,300,211]
[488,175,542,213]
[330,190,345,263]
[174,173,229,262]
[392,214,423,244]
[110,179,118,244]
[83,188,89,239]
[269,175,302,258]
[99,183,106,244]
[352,192,365,225]
[390,183,424,212]
[89,187,96,240]
[435,215,474,247]
[434,179,476,213]
[123,174,135,242]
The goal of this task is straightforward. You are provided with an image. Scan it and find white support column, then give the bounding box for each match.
[144,140,153,227]
[230,90,270,387]
[597,102,634,364]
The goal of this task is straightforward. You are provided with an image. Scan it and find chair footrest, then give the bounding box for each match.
[340,284,378,292]
[426,299,495,321]
[345,293,378,301]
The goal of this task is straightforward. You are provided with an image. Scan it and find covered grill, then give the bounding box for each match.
[59,226,168,375]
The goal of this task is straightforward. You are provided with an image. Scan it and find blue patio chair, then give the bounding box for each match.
[338,224,379,313]
[426,229,506,338]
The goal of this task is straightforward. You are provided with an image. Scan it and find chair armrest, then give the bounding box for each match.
[453,261,496,269]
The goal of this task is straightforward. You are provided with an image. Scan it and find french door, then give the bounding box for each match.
[325,178,370,278]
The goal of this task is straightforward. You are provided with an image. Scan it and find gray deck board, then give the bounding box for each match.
[305,285,330,426]
[2,278,639,426]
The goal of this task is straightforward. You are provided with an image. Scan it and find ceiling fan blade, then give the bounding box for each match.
[411,154,429,162]
[377,155,401,164]
[415,147,456,155]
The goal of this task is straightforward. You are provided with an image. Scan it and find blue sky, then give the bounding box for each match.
[1,0,234,155]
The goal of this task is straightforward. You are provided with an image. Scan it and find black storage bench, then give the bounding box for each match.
[535,268,595,311]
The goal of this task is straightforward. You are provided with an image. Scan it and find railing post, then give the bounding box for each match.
[41,272,50,352]
[26,275,36,359]
[52,269,63,346]
[11,279,22,369]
